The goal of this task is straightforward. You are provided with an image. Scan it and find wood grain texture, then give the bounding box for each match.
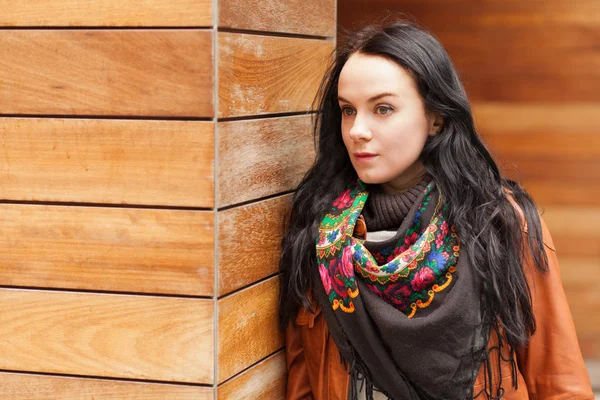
[338,0,600,102]
[218,276,283,383]
[0,289,213,383]
[544,207,600,259]
[0,0,212,26]
[0,30,213,117]
[218,351,285,400]
[0,372,212,400]
[471,103,600,207]
[0,118,214,207]
[218,115,313,206]
[473,103,600,137]
[0,204,214,296]
[218,33,333,118]
[219,0,335,37]
[218,195,291,295]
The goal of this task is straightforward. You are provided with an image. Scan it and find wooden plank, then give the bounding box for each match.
[218,277,283,383]
[219,0,335,37]
[473,103,600,137]
[0,30,213,117]
[540,207,600,258]
[0,0,212,27]
[218,351,285,400]
[218,33,333,118]
[0,289,213,383]
[218,115,313,206]
[0,118,214,207]
[339,0,600,30]
[218,195,291,295]
[0,204,214,296]
[522,181,600,208]
[0,372,212,400]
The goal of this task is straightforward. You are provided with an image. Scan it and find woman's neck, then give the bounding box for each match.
[379,162,427,195]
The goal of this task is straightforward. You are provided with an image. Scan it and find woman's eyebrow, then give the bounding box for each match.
[338,92,397,103]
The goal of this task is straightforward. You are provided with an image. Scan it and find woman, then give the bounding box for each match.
[278,20,594,400]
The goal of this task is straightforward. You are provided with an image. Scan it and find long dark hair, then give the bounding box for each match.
[278,20,548,351]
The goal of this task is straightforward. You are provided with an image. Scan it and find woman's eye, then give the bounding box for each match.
[341,107,355,116]
[376,105,393,115]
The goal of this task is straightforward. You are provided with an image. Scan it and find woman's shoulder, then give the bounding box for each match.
[503,188,556,252]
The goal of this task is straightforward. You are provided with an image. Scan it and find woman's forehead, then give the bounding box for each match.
[338,53,416,101]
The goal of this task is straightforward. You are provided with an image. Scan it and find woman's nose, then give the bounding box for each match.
[348,115,372,142]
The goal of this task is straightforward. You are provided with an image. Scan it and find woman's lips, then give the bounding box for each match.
[354,153,378,162]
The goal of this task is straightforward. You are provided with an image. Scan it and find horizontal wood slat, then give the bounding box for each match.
[218,33,333,118]
[0,30,213,117]
[0,372,212,400]
[521,181,600,208]
[0,118,214,207]
[218,351,285,400]
[219,0,335,37]
[473,103,600,137]
[218,115,313,206]
[339,0,600,29]
[218,195,291,295]
[0,289,213,383]
[442,28,599,102]
[0,0,212,27]
[472,103,600,207]
[218,277,283,383]
[0,204,214,296]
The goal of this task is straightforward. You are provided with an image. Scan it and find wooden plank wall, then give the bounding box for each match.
[215,0,335,397]
[0,0,335,398]
[0,2,216,399]
[338,0,600,362]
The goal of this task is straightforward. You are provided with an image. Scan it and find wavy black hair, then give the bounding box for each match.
[278,20,548,351]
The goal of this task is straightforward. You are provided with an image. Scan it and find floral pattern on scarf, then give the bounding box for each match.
[316,179,460,317]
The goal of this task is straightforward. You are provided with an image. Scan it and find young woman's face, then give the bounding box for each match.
[338,52,441,194]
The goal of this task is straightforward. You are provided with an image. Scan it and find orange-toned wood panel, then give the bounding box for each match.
[0,204,214,296]
[0,30,213,117]
[472,103,600,207]
[218,351,285,400]
[0,289,213,383]
[218,115,313,206]
[338,0,600,30]
[218,195,291,295]
[218,277,283,383]
[0,118,214,207]
[544,207,600,259]
[0,372,212,400]
[338,0,600,102]
[0,0,212,26]
[218,33,333,118]
[219,0,335,37]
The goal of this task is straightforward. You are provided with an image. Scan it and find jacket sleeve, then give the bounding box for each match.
[516,215,594,399]
[285,317,314,400]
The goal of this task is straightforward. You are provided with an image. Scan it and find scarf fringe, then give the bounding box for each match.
[472,322,518,399]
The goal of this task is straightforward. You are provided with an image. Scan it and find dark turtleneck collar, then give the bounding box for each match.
[362,174,433,231]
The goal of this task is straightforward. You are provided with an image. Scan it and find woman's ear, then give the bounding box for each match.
[428,112,444,136]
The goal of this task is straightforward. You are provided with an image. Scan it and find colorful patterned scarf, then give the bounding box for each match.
[313,178,489,400]
[317,180,459,318]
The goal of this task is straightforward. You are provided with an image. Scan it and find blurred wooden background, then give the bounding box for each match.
[339,0,600,384]
[0,0,334,398]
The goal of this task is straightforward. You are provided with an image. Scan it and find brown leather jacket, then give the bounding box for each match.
[284,211,594,399]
